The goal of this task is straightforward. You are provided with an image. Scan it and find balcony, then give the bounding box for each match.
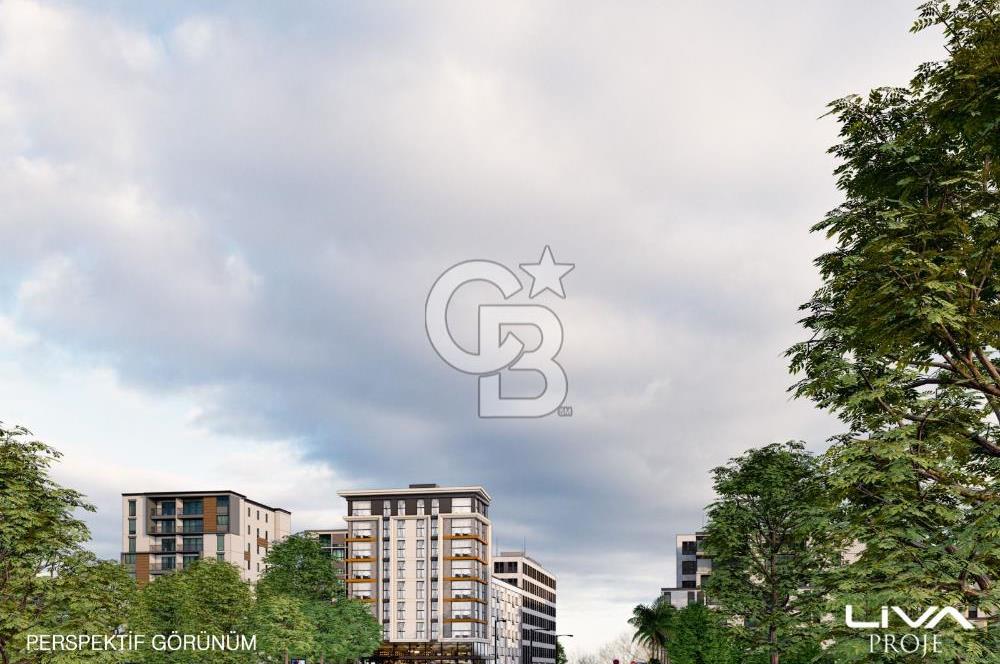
[149,507,177,519]
[148,525,178,536]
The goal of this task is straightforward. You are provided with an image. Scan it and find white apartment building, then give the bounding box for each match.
[490,577,527,664]
[493,551,558,664]
[338,484,493,664]
[660,532,711,609]
[121,490,290,585]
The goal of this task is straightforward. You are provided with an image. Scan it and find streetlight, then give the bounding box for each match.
[493,618,507,664]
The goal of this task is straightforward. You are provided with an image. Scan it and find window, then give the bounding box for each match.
[217,534,225,551]
[182,499,202,516]
[128,500,136,517]
[256,510,260,520]
[431,499,439,515]
[383,501,391,517]
[183,536,202,553]
[397,603,405,620]
[128,537,136,553]
[397,623,405,636]
[452,497,472,513]
[681,541,697,556]
[417,560,425,578]
[128,518,136,535]
[352,501,371,517]
[397,500,405,515]
[265,513,268,523]
[398,560,406,574]
[416,521,426,537]
[217,552,225,562]
[681,580,696,589]
[417,580,425,599]
[217,514,229,528]
[681,560,697,575]
[417,499,425,515]
[416,540,425,557]
[182,519,203,534]
[397,522,406,538]
[216,496,229,513]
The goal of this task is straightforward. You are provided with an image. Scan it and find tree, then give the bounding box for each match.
[257,535,380,663]
[702,442,842,664]
[131,559,255,664]
[0,423,134,664]
[628,598,674,664]
[787,1,1000,659]
[253,595,315,664]
[664,604,737,664]
[555,640,568,664]
[256,534,341,601]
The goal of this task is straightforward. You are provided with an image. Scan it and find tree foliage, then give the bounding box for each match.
[787,1,1000,660]
[0,423,135,664]
[702,442,842,664]
[664,604,737,664]
[629,598,674,663]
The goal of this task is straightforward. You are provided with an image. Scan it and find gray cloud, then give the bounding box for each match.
[0,0,946,652]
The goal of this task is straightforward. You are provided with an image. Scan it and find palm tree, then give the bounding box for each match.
[629,597,675,664]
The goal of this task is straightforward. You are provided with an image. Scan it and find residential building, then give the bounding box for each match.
[493,551,557,664]
[305,527,349,578]
[338,484,493,664]
[120,490,290,585]
[660,532,710,609]
[490,576,526,664]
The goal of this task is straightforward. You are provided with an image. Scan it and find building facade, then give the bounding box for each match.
[338,484,493,664]
[493,552,557,664]
[120,490,290,585]
[660,532,711,609]
[305,527,349,578]
[490,577,526,664]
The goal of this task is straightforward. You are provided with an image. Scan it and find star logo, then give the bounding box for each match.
[519,246,575,298]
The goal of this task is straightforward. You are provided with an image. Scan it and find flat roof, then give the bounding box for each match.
[121,490,291,514]
[337,485,492,502]
[495,551,555,577]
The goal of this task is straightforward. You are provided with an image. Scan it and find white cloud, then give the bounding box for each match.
[0,0,947,651]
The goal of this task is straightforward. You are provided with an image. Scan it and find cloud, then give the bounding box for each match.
[0,0,946,652]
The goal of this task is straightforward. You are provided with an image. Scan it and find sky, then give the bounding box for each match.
[0,0,947,655]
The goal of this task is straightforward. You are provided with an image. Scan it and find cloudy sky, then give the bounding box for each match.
[0,0,946,654]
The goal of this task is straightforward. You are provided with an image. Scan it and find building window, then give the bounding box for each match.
[128,518,136,535]
[217,552,225,562]
[452,497,472,513]
[681,560,697,575]
[128,537,136,553]
[182,519,203,534]
[128,500,136,517]
[681,541,697,555]
[182,499,202,516]
[352,501,371,517]
[417,499,425,515]
[397,500,405,515]
[397,522,405,538]
[217,534,225,552]
[256,510,260,520]
[431,499,439,515]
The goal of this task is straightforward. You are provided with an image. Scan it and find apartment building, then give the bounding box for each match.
[660,532,711,609]
[490,576,527,664]
[493,552,557,664]
[305,527,348,578]
[338,484,493,664]
[120,490,290,585]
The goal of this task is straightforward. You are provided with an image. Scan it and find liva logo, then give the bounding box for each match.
[845,605,975,657]
[845,605,975,631]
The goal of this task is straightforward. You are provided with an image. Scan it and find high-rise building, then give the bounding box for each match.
[493,552,557,664]
[659,532,711,609]
[490,576,526,664]
[120,490,291,585]
[338,484,493,664]
[305,527,349,578]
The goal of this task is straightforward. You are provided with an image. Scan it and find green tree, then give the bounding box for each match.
[555,640,567,664]
[629,597,675,664]
[702,442,842,664]
[664,604,737,664]
[131,560,255,664]
[257,535,380,663]
[787,0,1000,659]
[0,423,134,664]
[257,534,341,601]
[253,594,315,664]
